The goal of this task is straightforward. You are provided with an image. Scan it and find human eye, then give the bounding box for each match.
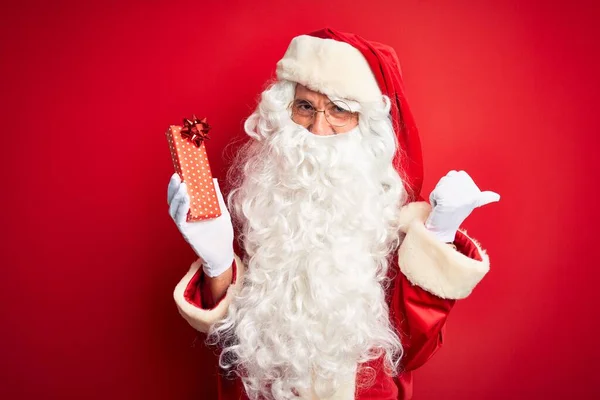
[328,101,352,115]
[294,100,314,111]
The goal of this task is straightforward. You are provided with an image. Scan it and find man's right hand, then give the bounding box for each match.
[167,173,235,278]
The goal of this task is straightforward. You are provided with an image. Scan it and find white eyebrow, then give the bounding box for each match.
[327,96,362,112]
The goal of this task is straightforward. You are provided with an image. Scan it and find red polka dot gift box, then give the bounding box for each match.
[165,116,222,222]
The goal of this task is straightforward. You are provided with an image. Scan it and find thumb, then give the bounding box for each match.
[475,191,501,207]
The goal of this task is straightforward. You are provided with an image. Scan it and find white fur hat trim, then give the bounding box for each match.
[276,35,382,104]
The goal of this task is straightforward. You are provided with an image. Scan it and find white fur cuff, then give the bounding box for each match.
[398,202,490,299]
[173,254,245,333]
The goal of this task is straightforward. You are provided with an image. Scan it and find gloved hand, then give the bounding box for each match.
[167,173,235,277]
[425,170,500,243]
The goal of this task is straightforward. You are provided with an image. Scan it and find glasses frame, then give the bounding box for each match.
[287,99,358,128]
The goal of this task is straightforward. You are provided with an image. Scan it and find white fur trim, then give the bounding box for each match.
[276,35,382,104]
[397,201,490,299]
[305,381,355,400]
[173,254,245,333]
[295,365,356,400]
[324,382,355,400]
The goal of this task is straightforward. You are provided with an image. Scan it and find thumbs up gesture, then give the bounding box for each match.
[425,170,500,243]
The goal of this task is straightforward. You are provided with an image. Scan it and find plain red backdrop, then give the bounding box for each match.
[1,0,598,399]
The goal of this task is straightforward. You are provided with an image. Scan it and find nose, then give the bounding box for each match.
[309,112,334,136]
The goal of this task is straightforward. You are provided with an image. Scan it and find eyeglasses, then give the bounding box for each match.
[288,99,358,128]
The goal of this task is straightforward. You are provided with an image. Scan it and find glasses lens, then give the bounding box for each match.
[326,100,354,127]
[289,99,356,127]
[290,100,314,125]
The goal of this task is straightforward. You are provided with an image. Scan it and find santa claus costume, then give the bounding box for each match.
[170,28,496,400]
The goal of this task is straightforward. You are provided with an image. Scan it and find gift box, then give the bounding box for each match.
[165,116,222,221]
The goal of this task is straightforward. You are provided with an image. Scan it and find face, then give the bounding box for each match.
[293,84,359,136]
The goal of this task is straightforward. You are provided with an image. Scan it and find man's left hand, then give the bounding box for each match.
[425,170,500,243]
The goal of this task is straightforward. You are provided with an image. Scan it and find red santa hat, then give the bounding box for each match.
[276,27,424,202]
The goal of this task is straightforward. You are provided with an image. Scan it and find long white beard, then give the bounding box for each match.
[209,81,406,400]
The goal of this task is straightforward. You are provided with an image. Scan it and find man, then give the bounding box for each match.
[168,28,500,400]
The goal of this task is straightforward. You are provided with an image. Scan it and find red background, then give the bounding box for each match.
[1,0,598,399]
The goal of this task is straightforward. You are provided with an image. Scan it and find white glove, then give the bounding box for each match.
[167,173,235,277]
[425,170,500,243]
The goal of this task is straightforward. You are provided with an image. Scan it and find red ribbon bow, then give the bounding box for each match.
[180,115,211,147]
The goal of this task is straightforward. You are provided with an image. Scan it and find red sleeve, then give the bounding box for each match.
[391,272,455,372]
[183,259,237,310]
[184,259,248,400]
[389,228,482,372]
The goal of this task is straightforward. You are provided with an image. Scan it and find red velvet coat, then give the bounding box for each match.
[174,201,491,399]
